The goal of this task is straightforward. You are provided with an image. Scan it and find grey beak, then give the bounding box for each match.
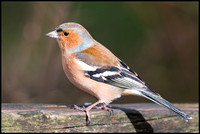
[46,30,59,38]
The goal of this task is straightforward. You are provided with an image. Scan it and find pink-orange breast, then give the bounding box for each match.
[61,53,122,103]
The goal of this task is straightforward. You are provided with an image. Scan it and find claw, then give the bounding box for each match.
[73,104,85,111]
[94,103,113,115]
[73,104,92,125]
[85,110,91,125]
[72,101,102,125]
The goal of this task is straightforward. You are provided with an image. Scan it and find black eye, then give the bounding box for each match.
[64,32,69,36]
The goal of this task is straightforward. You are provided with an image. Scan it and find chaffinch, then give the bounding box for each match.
[46,22,192,124]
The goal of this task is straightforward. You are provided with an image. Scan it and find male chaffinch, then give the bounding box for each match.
[46,22,192,124]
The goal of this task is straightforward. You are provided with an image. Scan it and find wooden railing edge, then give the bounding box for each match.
[1,103,199,133]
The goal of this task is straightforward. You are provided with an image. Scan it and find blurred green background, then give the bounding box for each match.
[2,2,198,105]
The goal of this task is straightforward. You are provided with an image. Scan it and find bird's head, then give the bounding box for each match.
[46,22,94,53]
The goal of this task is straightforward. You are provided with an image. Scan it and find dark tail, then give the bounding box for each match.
[140,91,192,121]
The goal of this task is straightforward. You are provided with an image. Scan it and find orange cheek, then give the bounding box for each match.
[60,30,83,50]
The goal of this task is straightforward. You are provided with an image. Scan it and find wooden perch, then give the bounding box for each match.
[1,103,198,133]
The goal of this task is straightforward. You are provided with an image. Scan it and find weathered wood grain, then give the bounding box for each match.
[1,103,198,133]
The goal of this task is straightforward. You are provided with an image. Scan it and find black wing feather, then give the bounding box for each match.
[85,60,160,95]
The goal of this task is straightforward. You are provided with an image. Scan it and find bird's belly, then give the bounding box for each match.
[62,57,122,104]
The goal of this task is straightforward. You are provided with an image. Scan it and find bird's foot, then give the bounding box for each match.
[73,105,91,125]
[93,103,113,115]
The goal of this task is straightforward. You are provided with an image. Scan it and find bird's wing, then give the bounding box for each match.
[75,44,159,96]
[76,49,192,121]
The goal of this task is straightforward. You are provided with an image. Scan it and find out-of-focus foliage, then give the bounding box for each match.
[2,2,198,104]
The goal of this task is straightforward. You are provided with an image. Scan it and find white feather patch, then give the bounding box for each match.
[75,59,97,71]
[92,71,118,78]
[123,89,143,96]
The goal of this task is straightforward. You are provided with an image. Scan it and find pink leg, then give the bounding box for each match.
[93,103,113,115]
[73,101,101,125]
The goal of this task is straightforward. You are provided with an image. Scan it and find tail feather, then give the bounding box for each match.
[140,91,192,121]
